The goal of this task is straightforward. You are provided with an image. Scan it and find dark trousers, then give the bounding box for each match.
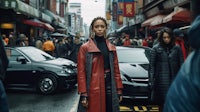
[105,72,112,112]
[0,80,9,112]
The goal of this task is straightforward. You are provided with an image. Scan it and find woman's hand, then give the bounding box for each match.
[119,96,123,102]
[118,94,123,102]
[81,96,88,108]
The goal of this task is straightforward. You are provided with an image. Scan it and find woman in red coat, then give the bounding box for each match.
[77,17,123,112]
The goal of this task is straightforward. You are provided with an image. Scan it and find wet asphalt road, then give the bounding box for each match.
[6,87,79,112]
[6,87,160,112]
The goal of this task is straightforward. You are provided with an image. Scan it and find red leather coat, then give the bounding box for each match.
[77,39,123,112]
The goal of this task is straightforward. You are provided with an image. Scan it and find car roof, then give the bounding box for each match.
[116,46,152,50]
[6,46,36,50]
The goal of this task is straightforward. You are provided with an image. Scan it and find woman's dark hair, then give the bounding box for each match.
[89,17,107,38]
[159,27,175,47]
[90,17,107,29]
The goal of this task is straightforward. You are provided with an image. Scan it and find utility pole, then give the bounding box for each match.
[134,0,138,38]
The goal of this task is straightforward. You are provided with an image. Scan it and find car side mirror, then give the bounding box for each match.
[17,56,27,64]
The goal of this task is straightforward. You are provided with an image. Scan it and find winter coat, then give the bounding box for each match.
[163,15,200,112]
[0,36,9,80]
[69,43,82,63]
[149,43,184,104]
[163,50,200,112]
[77,38,123,112]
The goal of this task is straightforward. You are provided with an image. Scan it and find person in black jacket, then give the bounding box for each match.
[163,1,200,111]
[69,36,82,63]
[0,34,9,112]
[149,27,184,106]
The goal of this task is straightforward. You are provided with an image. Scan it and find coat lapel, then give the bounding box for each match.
[87,38,116,52]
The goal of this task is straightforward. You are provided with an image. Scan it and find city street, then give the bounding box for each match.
[0,0,192,112]
[7,86,160,112]
[7,87,79,112]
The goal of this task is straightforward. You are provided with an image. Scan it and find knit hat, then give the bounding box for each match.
[187,15,200,49]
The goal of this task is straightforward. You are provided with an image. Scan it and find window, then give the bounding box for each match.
[6,49,23,61]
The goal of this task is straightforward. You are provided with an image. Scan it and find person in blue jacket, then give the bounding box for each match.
[163,1,200,111]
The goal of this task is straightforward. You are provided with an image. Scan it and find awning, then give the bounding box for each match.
[163,7,192,23]
[150,15,166,26]
[141,15,165,27]
[0,0,52,23]
[0,0,40,18]
[44,9,66,28]
[50,32,69,38]
[22,19,55,32]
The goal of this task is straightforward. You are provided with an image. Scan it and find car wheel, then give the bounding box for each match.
[37,74,58,94]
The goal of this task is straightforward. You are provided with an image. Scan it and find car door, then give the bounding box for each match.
[5,48,33,87]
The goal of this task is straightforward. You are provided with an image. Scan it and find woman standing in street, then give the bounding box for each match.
[149,27,184,106]
[77,17,123,112]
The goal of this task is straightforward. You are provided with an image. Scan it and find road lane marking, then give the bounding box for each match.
[120,105,160,112]
[120,106,133,111]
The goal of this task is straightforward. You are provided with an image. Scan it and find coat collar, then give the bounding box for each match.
[87,38,116,52]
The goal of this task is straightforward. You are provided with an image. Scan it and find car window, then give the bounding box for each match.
[117,49,149,63]
[20,48,54,61]
[6,49,24,61]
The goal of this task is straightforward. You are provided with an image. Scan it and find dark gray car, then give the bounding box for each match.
[116,46,152,100]
[4,46,77,94]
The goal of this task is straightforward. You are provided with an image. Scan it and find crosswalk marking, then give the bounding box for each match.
[120,105,160,112]
[120,106,132,111]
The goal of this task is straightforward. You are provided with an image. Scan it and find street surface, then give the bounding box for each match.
[7,87,160,112]
[7,87,79,112]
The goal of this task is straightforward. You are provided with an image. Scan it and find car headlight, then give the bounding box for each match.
[121,74,128,81]
[60,68,74,74]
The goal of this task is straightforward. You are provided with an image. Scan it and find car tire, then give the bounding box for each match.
[37,74,58,94]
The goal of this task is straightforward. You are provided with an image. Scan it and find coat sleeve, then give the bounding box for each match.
[149,47,156,81]
[113,51,123,93]
[77,45,87,94]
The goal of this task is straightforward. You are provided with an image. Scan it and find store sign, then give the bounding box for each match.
[123,0,134,17]
[118,14,123,25]
[118,0,124,10]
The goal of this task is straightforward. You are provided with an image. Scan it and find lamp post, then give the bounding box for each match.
[134,0,138,38]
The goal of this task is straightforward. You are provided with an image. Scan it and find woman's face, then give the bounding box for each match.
[92,19,107,37]
[163,32,171,44]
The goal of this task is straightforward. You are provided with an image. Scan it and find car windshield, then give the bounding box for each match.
[117,48,149,63]
[20,47,55,61]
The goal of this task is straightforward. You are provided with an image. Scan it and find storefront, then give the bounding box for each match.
[0,0,54,40]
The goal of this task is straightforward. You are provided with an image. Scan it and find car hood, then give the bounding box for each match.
[42,58,76,66]
[119,63,148,78]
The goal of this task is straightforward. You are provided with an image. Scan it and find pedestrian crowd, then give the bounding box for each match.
[1,32,83,63]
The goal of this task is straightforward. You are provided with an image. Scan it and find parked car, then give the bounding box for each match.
[116,46,152,100]
[4,46,77,94]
